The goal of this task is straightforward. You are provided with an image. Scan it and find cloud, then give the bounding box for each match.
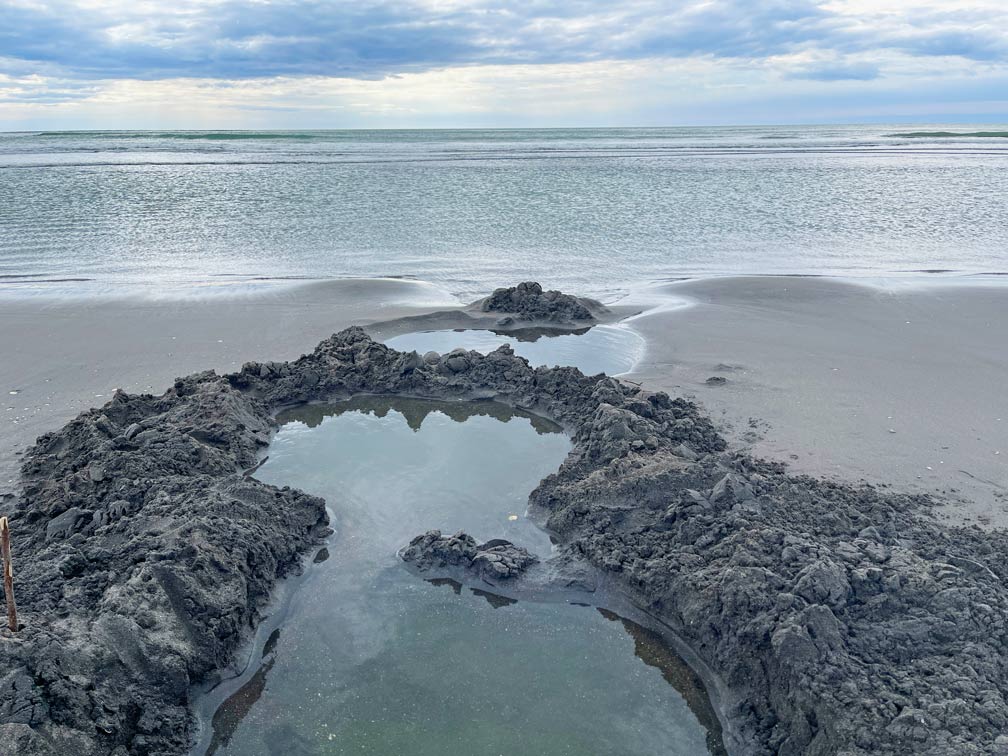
[1,1,1007,126]
[0,0,1004,82]
[4,54,1005,131]
[786,61,880,80]
[0,70,98,104]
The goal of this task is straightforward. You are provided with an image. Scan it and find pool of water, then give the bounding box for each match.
[194,397,721,756]
[384,324,645,376]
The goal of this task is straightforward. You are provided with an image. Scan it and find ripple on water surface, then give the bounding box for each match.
[195,397,722,756]
[384,324,645,376]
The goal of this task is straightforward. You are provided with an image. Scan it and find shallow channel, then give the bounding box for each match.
[195,397,721,756]
[384,323,645,376]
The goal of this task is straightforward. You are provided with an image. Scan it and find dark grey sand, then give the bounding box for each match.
[1,280,1007,756]
[624,277,1007,528]
[0,279,457,499]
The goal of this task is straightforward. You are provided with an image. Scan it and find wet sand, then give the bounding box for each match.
[3,274,1005,529]
[624,276,1008,527]
[5,280,1007,755]
[0,278,459,499]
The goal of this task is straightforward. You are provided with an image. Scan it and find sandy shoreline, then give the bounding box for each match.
[1,280,1007,755]
[0,278,459,500]
[3,275,1004,526]
[623,276,1007,528]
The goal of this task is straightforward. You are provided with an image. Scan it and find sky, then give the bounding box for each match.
[1,0,1007,129]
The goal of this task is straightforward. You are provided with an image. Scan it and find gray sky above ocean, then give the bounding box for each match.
[2,1,1008,129]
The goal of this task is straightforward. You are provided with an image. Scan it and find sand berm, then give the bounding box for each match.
[1,284,1006,755]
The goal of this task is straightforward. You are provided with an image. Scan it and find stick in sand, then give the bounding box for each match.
[0,517,16,632]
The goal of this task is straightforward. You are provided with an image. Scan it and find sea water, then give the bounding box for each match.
[194,397,723,756]
[2,125,1007,299]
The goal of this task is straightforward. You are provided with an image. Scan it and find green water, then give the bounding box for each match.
[197,398,721,755]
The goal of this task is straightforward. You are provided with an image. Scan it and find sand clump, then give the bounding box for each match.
[401,531,538,581]
[480,281,600,323]
[0,284,1005,755]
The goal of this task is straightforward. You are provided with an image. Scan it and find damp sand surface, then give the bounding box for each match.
[624,276,1008,527]
[0,278,458,498]
[195,397,719,756]
[384,324,645,376]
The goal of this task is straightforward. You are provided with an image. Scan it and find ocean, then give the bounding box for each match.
[2,125,1007,300]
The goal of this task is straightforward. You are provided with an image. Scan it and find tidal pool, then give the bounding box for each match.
[195,397,722,756]
[384,323,645,376]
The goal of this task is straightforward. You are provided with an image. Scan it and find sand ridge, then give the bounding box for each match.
[1,284,1006,755]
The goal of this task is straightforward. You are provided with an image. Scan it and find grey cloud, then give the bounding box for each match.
[0,0,1005,83]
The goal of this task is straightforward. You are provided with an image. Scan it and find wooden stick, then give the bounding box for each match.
[0,517,16,632]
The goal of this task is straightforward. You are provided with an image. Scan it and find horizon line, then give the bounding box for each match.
[4,120,1008,135]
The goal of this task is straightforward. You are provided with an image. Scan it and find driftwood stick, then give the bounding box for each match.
[0,517,16,632]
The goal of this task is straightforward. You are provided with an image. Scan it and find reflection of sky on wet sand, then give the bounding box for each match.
[277,395,563,435]
[204,399,718,756]
[385,324,645,376]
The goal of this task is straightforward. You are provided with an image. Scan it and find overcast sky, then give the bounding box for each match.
[2,0,1007,129]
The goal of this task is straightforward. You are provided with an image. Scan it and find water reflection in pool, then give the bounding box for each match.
[384,324,644,376]
[196,397,721,756]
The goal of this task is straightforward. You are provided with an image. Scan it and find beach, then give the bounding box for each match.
[625,276,1008,528]
[4,275,1003,527]
[0,278,457,499]
[6,0,1008,749]
[4,279,1006,756]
